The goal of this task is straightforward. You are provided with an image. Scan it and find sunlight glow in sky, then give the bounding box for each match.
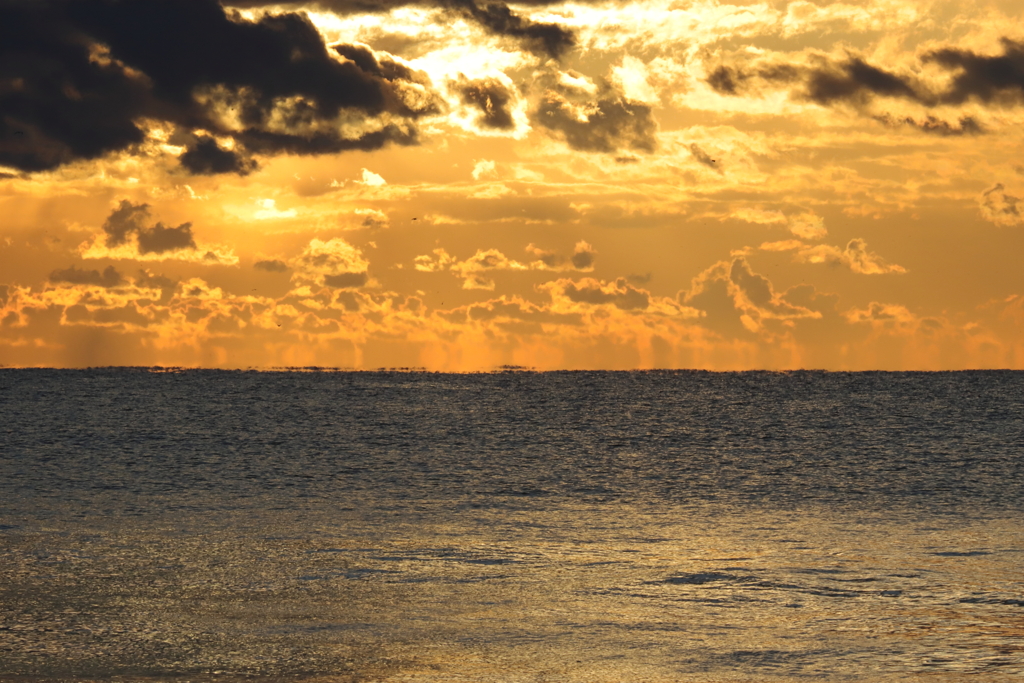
[3,0,1024,369]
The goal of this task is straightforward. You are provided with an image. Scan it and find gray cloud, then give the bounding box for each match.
[926,38,1024,105]
[0,0,437,175]
[536,89,657,154]
[324,272,368,288]
[179,137,258,176]
[689,143,720,171]
[235,0,576,59]
[876,114,983,136]
[708,39,1024,119]
[137,222,196,255]
[454,77,516,130]
[49,265,123,287]
[563,279,649,310]
[101,200,196,254]
[255,259,289,273]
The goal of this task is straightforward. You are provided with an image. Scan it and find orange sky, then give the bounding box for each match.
[3,0,1024,370]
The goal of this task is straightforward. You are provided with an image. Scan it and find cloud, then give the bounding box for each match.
[76,200,236,264]
[787,213,826,239]
[92,200,196,254]
[876,114,983,136]
[804,58,917,105]
[708,38,1024,118]
[535,86,657,154]
[358,168,387,186]
[49,265,124,288]
[472,159,497,180]
[684,257,820,335]
[793,238,906,274]
[291,237,370,287]
[453,76,516,130]
[323,272,369,288]
[417,241,597,289]
[570,240,596,270]
[524,240,597,271]
[136,222,197,255]
[179,136,258,176]
[450,248,528,290]
[547,277,650,311]
[355,208,389,229]
[689,143,720,171]
[254,259,289,273]
[445,0,575,59]
[925,38,1024,106]
[232,0,575,59]
[0,0,436,174]
[980,183,1023,226]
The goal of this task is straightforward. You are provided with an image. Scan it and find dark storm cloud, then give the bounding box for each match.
[0,0,435,175]
[925,38,1024,105]
[49,265,124,287]
[804,58,916,105]
[454,77,515,130]
[708,39,1024,116]
[101,200,197,254]
[254,259,289,273]
[536,90,657,154]
[232,0,575,59]
[179,137,258,176]
[324,272,368,288]
[445,0,574,59]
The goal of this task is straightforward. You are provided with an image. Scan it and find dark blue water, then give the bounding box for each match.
[1,369,1022,681]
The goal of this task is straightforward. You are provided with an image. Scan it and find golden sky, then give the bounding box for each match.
[3,0,1024,369]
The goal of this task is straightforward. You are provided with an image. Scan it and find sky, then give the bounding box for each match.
[2,0,1024,370]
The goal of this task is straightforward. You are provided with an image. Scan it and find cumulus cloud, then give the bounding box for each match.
[417,242,597,289]
[291,237,370,287]
[355,208,389,229]
[560,278,649,310]
[0,0,436,174]
[75,200,233,264]
[525,240,597,271]
[684,257,820,335]
[787,213,827,239]
[358,168,387,186]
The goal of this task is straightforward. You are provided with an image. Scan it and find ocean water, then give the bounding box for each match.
[1,369,1022,682]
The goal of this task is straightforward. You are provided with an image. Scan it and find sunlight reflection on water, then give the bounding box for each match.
[1,369,1023,681]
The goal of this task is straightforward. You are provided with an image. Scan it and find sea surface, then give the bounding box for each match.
[1,368,1023,682]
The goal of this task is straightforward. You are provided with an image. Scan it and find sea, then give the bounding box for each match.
[1,368,1022,682]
